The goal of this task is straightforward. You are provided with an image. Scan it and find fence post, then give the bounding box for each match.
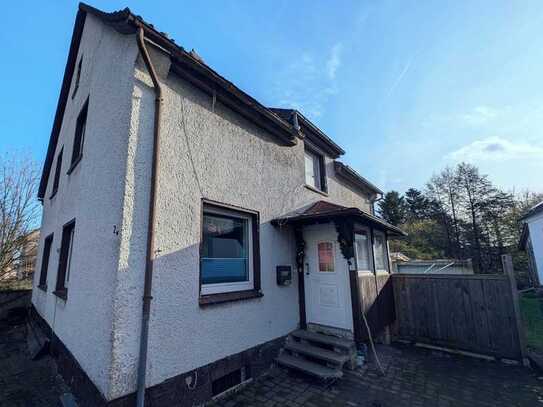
[501,254,528,365]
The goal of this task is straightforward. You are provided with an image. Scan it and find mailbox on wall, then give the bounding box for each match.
[276,266,292,286]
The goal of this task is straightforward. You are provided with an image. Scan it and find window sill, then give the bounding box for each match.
[199,289,263,307]
[67,155,82,175]
[304,184,328,197]
[53,289,68,301]
[37,284,48,292]
[49,189,58,200]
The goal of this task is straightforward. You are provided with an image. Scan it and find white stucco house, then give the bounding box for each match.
[31,4,405,406]
[519,200,543,287]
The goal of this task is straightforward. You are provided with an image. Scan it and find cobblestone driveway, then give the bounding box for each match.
[1,319,542,406]
[213,344,543,407]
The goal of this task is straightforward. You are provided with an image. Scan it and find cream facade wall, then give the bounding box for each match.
[31,15,139,398]
[106,41,376,399]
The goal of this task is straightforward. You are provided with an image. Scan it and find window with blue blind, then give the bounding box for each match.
[200,203,256,295]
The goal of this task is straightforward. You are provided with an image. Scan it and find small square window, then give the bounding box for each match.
[200,202,260,296]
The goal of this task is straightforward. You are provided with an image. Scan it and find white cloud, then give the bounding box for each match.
[460,106,498,126]
[447,136,543,162]
[327,43,343,80]
[271,43,343,119]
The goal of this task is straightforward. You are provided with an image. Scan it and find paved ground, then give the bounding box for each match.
[1,318,542,406]
[212,344,543,407]
[0,320,69,406]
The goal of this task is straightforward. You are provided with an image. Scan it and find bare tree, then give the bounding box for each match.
[0,154,40,279]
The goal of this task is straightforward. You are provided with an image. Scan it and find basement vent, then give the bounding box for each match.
[211,366,251,397]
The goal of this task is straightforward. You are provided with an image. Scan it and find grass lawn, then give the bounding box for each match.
[520,292,543,352]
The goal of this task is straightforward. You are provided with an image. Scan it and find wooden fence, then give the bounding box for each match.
[392,259,526,361]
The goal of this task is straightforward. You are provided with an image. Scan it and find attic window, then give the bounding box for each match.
[50,148,63,199]
[304,148,327,193]
[71,55,83,99]
[68,98,88,174]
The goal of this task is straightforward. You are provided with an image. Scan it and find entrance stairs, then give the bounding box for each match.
[276,329,356,379]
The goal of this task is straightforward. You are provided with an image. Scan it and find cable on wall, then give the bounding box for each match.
[179,97,204,198]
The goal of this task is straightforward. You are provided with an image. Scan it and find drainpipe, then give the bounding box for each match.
[135,25,163,407]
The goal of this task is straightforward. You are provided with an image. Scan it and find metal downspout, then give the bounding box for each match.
[135,26,163,407]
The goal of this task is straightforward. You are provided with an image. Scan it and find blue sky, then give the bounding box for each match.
[1,1,542,194]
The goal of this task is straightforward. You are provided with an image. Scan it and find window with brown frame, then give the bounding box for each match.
[54,219,76,299]
[68,98,88,173]
[199,200,261,305]
[38,234,53,290]
[304,147,327,193]
[50,148,63,198]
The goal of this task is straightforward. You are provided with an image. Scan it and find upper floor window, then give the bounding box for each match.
[68,98,88,174]
[50,148,63,198]
[71,55,83,99]
[304,148,327,193]
[200,202,260,297]
[54,219,76,300]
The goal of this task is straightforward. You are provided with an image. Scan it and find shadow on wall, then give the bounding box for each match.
[109,218,297,400]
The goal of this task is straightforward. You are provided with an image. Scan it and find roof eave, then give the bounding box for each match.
[272,208,407,237]
[268,108,345,158]
[333,161,383,195]
[38,3,298,199]
[38,7,88,200]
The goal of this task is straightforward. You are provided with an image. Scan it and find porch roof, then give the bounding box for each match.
[272,201,407,237]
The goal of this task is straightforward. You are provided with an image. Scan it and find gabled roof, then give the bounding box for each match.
[272,200,407,237]
[333,161,383,195]
[520,200,543,221]
[269,108,345,158]
[38,3,300,200]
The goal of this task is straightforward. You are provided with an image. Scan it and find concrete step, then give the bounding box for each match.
[276,354,343,379]
[291,329,355,352]
[285,341,350,366]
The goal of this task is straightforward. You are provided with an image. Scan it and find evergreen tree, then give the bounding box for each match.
[405,188,431,220]
[378,191,407,226]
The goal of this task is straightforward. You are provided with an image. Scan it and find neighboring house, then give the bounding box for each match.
[519,200,543,287]
[30,4,405,406]
[1,229,39,282]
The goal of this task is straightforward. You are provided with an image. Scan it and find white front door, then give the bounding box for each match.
[303,225,353,331]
